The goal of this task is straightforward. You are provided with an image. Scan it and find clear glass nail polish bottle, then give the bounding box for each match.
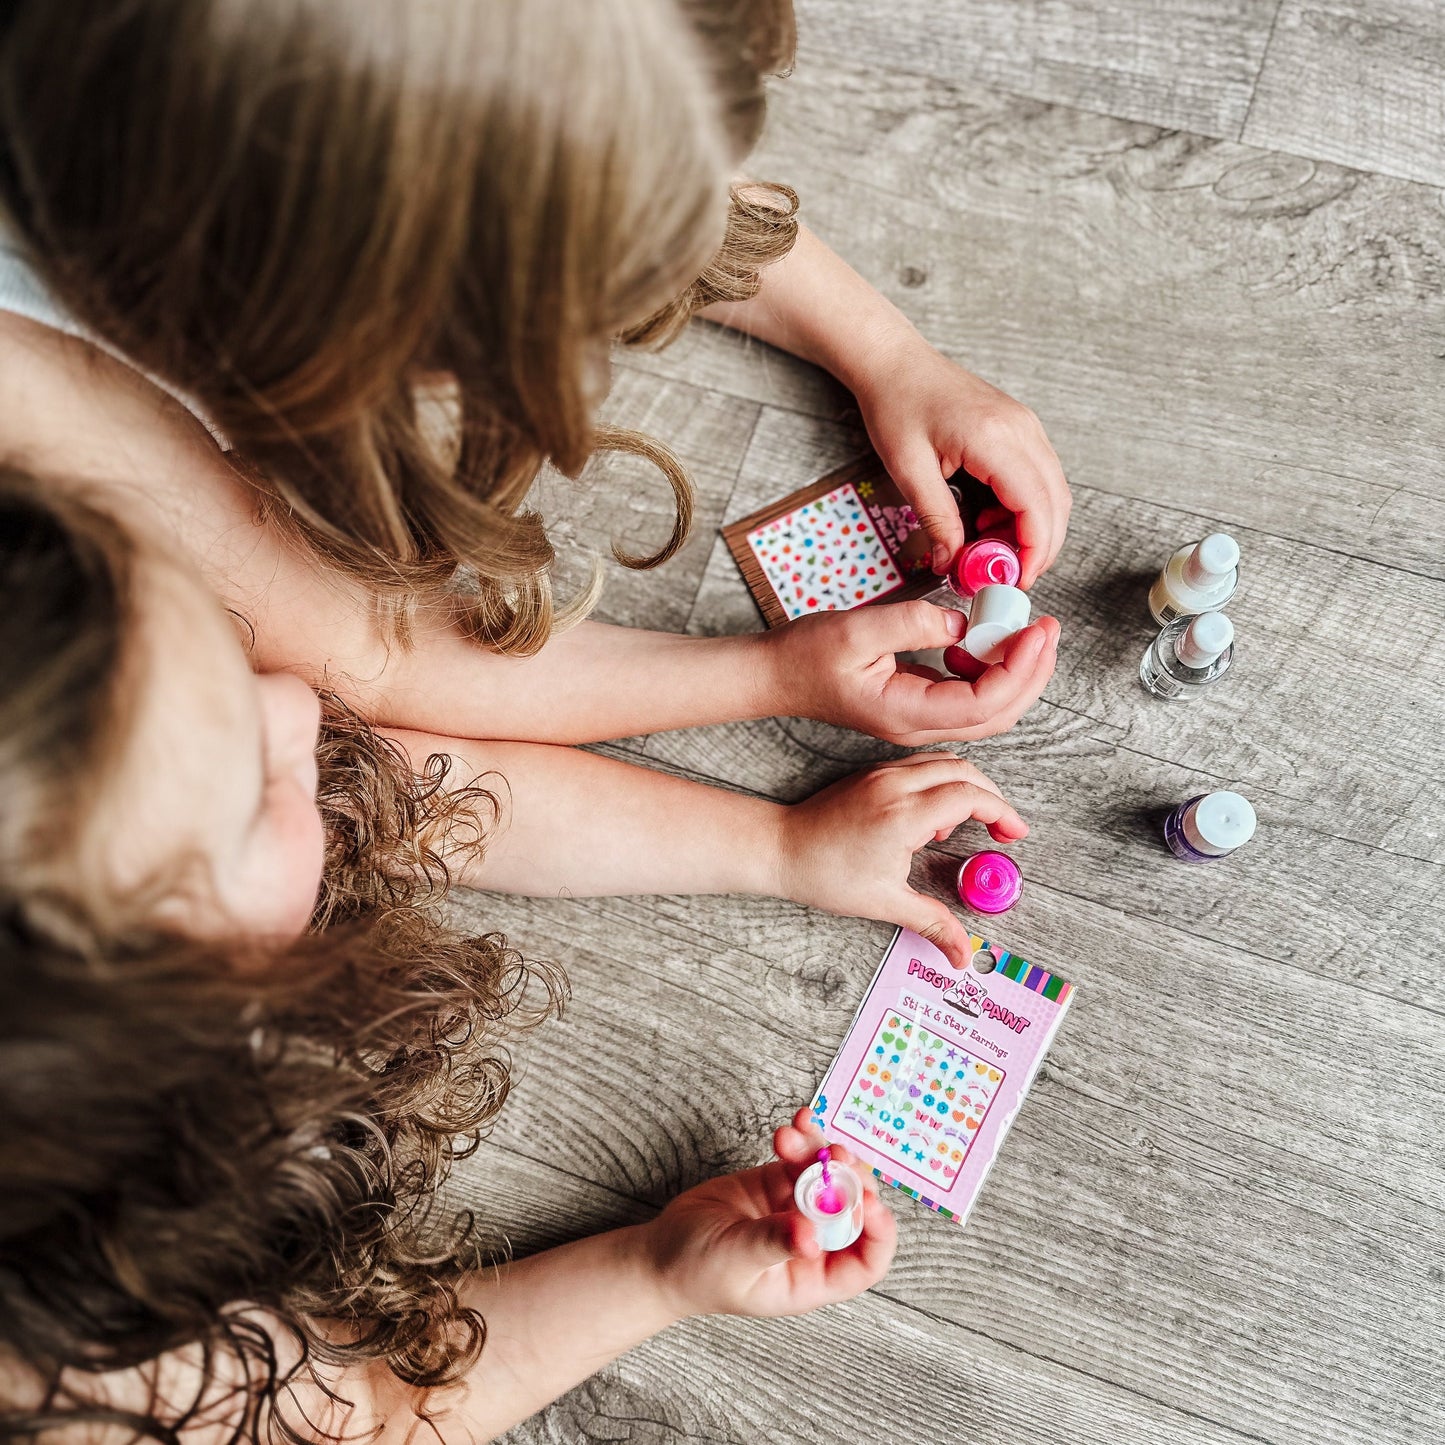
[1139,611,1235,699]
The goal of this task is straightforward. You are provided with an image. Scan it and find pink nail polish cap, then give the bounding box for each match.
[950,538,1021,599]
[957,850,1023,914]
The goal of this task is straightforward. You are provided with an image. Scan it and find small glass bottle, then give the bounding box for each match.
[793,1156,864,1251]
[957,850,1023,914]
[1148,533,1240,625]
[947,538,1020,600]
[1139,611,1234,700]
[1164,791,1257,862]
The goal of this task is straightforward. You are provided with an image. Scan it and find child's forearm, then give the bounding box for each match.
[460,1227,678,1438]
[366,1226,679,1443]
[382,731,786,898]
[340,613,778,744]
[699,220,921,395]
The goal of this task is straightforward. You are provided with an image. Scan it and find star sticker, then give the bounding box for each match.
[946,1048,957,1061]
[851,1094,863,1107]
[865,1103,876,1115]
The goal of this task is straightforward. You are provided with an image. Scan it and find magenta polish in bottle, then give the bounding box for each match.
[948,538,1021,601]
[1139,611,1235,700]
[957,850,1023,914]
[1148,532,1240,625]
[794,1149,864,1251]
[1163,791,1257,863]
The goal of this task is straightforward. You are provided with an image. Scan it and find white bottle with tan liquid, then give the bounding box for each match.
[1148,533,1240,625]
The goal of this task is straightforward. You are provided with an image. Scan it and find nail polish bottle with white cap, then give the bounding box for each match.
[1148,532,1240,625]
[1164,790,1257,863]
[1139,611,1235,699]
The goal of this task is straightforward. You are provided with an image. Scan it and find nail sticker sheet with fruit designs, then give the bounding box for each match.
[745,481,904,619]
[833,1011,1004,1191]
[809,927,1075,1228]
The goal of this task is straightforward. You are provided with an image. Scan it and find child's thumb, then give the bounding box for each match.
[728,1210,809,1270]
[898,892,972,971]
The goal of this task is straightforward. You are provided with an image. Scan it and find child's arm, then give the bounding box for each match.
[3,312,1059,748]
[365,1112,895,1442]
[700,220,1071,586]
[384,731,1028,968]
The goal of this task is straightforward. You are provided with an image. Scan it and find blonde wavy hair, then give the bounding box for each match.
[0,0,800,654]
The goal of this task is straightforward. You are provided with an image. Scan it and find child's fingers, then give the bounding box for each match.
[845,599,967,658]
[873,751,1011,807]
[778,1114,881,1204]
[962,617,1058,723]
[723,1209,810,1271]
[901,622,1050,735]
[883,445,968,575]
[819,1191,899,1302]
[1009,449,1070,588]
[891,890,973,971]
[911,780,1028,843]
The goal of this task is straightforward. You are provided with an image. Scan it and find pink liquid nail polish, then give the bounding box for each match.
[815,1149,843,1214]
[948,538,1021,600]
[794,1157,864,1251]
[957,850,1023,914]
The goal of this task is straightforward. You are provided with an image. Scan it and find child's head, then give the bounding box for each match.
[0,476,328,942]
[0,475,563,1432]
[0,0,799,652]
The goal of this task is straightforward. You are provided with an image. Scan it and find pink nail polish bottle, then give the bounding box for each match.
[948,538,1021,600]
[794,1155,864,1251]
[957,850,1023,914]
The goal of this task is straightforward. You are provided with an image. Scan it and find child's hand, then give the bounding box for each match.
[766,600,1060,746]
[642,1109,897,1320]
[777,752,1026,968]
[853,333,1071,587]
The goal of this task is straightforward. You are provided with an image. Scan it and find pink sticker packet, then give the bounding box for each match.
[809,928,1074,1227]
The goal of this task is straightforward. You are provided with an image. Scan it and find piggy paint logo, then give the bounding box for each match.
[906,957,1033,1036]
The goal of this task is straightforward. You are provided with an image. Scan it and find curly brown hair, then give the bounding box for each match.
[0,476,566,1442]
[0,0,799,656]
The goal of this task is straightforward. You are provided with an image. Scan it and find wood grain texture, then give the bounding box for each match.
[498,1303,1263,1445]
[449,883,1445,1445]
[791,0,1281,142]
[469,15,1445,1443]
[625,64,1445,565]
[538,368,760,633]
[1244,1,1445,187]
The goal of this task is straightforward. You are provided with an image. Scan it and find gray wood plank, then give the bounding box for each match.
[653,407,1445,1008]
[500,1301,1261,1445]
[1244,0,1445,187]
[791,0,1280,143]
[445,885,1445,1445]
[474,25,1445,1443]
[537,367,759,633]
[624,62,1445,567]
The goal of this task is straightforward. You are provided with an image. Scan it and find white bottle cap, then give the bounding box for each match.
[1173,611,1233,669]
[1187,791,1257,854]
[1184,533,1240,587]
[962,584,1031,663]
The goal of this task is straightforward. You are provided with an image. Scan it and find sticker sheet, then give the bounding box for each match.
[810,928,1074,1227]
[744,481,904,620]
[832,1007,1005,1192]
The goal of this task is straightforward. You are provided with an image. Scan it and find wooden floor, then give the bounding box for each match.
[452,4,1445,1441]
